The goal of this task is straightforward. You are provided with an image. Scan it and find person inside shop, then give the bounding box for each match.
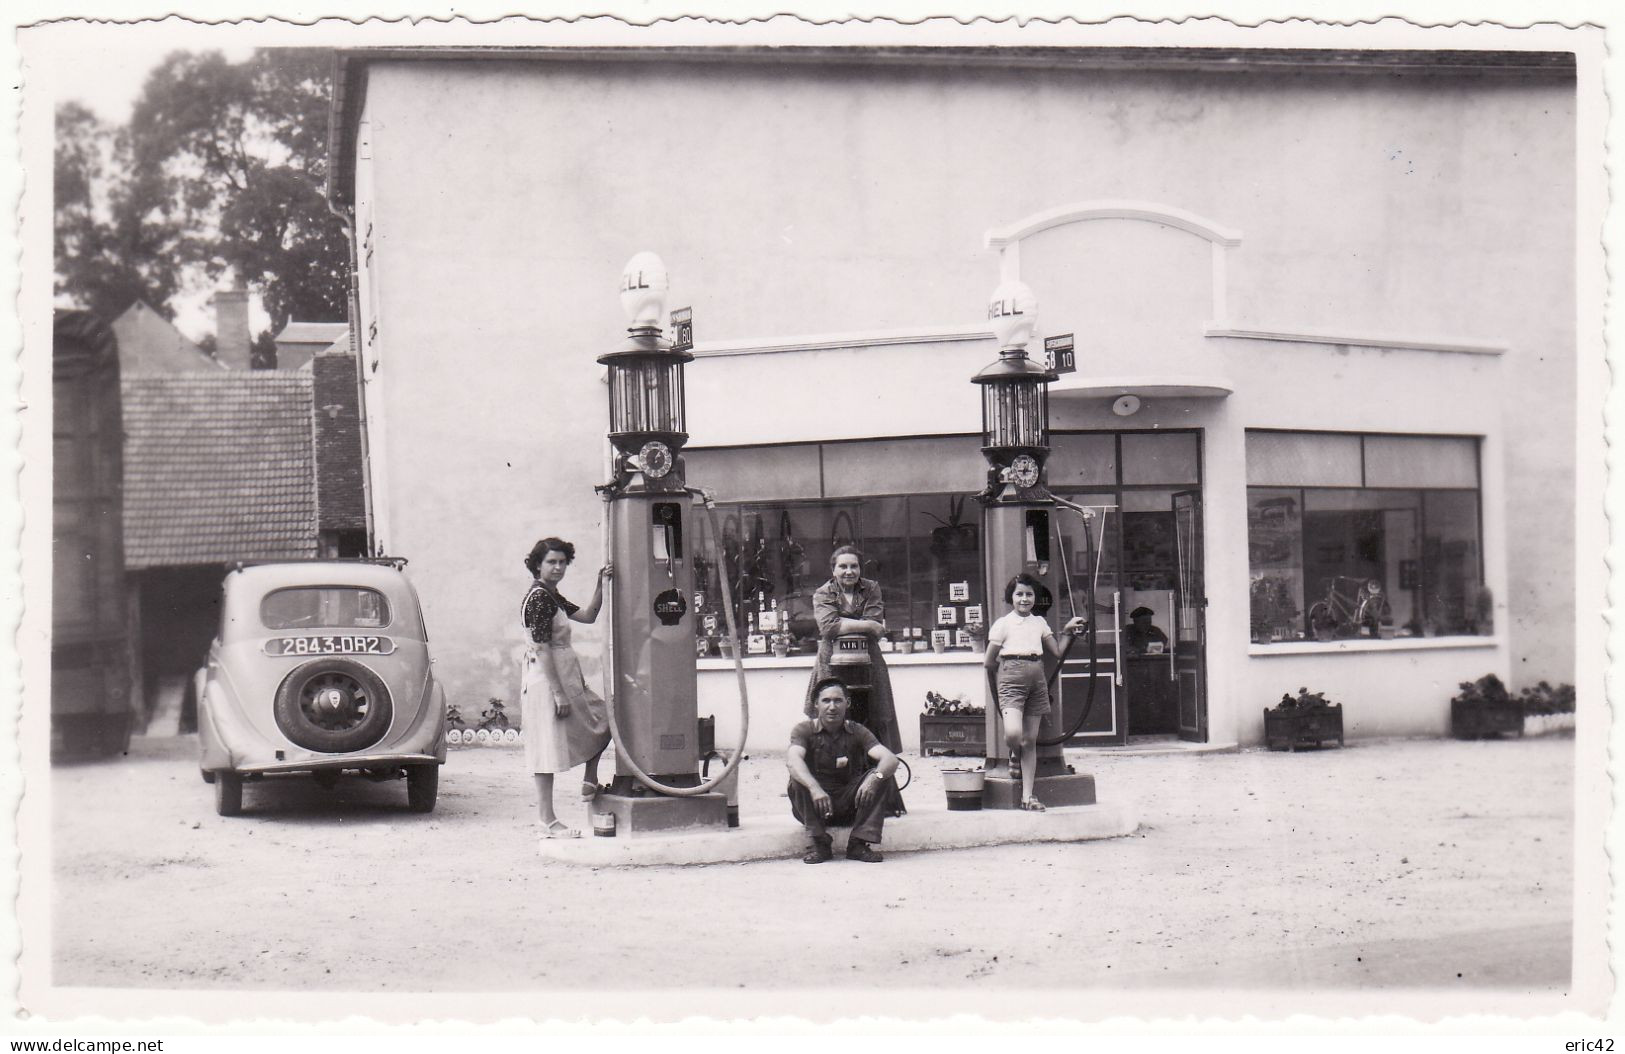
[804,544,905,815]
[1123,606,1170,657]
[519,536,613,839]
[786,677,900,863]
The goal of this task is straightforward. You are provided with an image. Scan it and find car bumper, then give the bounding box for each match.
[233,753,442,776]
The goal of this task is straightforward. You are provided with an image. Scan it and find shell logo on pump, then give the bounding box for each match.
[988,279,1038,350]
[653,588,688,626]
[620,251,670,327]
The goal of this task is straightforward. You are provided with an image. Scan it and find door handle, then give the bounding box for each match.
[1112,590,1123,687]
[1168,588,1177,682]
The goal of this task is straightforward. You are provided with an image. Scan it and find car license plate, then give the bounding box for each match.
[264,635,396,657]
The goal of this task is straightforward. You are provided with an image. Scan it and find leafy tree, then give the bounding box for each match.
[53,48,347,344]
[53,101,186,321]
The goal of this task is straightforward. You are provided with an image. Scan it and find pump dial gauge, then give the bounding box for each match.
[1009,454,1040,488]
[639,440,674,479]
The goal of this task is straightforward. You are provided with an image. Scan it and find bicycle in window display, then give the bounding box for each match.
[1307,575,1393,641]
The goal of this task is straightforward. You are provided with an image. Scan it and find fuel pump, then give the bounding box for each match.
[589,252,749,837]
[973,280,1098,810]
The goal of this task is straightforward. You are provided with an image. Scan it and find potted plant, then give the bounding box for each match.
[919,690,986,756]
[1264,686,1344,751]
[923,495,979,557]
[1249,574,1299,643]
[1450,673,1524,739]
[770,632,791,659]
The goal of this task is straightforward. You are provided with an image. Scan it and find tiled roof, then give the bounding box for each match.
[275,321,349,346]
[112,301,226,373]
[122,372,317,568]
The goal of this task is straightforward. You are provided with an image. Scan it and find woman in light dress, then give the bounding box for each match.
[520,537,612,838]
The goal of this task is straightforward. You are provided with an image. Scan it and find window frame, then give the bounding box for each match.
[686,429,1208,663]
[1244,429,1486,644]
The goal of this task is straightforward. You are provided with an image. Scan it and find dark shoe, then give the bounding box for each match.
[845,839,884,863]
[802,839,834,864]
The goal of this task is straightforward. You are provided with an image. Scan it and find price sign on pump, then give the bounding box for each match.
[1044,333,1076,374]
[671,307,694,353]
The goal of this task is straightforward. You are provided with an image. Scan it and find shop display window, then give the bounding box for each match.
[686,494,985,658]
[685,437,988,659]
[1245,431,1484,643]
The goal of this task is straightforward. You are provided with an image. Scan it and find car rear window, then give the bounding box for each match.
[260,587,391,630]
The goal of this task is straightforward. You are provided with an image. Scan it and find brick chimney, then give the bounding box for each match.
[210,279,252,370]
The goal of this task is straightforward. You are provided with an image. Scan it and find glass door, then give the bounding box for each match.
[1051,494,1125,745]
[1173,490,1207,742]
[1046,430,1204,744]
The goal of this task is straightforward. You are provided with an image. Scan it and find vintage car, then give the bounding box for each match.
[198,559,446,816]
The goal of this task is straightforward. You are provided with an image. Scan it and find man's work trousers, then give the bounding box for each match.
[787,778,887,844]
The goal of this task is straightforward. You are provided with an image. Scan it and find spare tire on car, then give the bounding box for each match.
[273,657,393,753]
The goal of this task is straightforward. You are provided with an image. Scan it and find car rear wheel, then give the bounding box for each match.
[273,658,393,754]
[215,772,243,816]
[407,764,439,813]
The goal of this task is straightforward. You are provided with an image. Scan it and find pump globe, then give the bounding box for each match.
[987,279,1038,351]
[620,251,670,328]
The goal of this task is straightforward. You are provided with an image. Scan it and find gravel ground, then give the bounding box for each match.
[44,732,1576,1011]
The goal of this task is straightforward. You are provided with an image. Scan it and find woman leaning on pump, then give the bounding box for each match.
[803,544,905,816]
[519,536,613,839]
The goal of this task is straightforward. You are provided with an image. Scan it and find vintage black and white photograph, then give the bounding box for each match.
[5,2,1616,1039]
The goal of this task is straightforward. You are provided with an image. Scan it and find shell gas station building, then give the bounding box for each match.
[324,36,1586,753]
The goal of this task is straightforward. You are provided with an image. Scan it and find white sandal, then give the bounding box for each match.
[541,818,580,839]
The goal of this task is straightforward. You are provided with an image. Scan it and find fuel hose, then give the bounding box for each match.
[598,487,750,797]
[1037,494,1101,747]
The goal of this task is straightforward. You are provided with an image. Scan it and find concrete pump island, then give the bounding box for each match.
[538,255,1140,866]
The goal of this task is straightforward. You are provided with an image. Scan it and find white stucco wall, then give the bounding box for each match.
[345,52,1573,744]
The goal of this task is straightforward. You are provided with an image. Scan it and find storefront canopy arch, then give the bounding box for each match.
[985,200,1242,253]
[984,200,1239,310]
[985,201,1240,408]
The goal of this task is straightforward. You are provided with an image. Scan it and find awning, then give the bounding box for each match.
[1049,375,1235,400]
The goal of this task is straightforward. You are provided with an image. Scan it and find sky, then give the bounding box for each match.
[53,41,275,342]
[61,40,258,121]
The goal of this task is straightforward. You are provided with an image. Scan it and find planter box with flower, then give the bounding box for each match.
[1264,687,1344,751]
[920,690,986,756]
[1518,680,1576,736]
[1450,673,1524,740]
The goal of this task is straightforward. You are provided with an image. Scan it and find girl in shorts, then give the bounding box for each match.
[983,573,1087,811]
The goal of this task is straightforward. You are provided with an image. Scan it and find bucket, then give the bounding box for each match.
[942,767,985,811]
[591,811,617,838]
[702,753,741,828]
